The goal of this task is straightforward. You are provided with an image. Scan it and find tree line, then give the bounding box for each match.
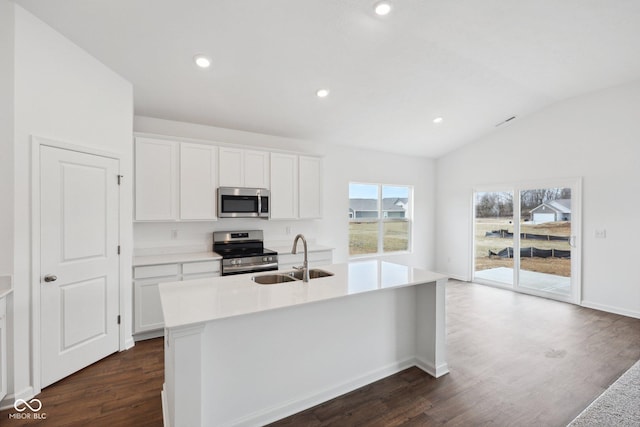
[475,188,571,218]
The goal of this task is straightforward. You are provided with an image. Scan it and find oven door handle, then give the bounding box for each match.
[222,262,279,275]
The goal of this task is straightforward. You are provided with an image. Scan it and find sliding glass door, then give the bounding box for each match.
[517,187,573,297]
[474,190,515,286]
[473,180,581,303]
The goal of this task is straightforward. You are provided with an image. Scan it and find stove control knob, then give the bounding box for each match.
[262,257,267,262]
[237,259,242,264]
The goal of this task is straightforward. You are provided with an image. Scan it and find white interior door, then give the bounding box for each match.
[40,145,120,388]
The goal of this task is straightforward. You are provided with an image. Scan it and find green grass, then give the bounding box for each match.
[474,218,571,276]
[349,222,409,255]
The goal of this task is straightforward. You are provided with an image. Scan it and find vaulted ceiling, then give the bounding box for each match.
[14,0,640,157]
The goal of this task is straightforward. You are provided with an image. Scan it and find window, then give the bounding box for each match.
[349,183,412,256]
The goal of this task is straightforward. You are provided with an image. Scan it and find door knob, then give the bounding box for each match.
[44,274,57,282]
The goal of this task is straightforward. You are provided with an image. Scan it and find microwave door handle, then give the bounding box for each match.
[257,194,262,215]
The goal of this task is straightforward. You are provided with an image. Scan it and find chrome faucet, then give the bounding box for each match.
[291,234,310,283]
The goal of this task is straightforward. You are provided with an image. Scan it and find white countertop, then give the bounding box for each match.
[133,244,332,267]
[133,251,222,267]
[159,260,447,328]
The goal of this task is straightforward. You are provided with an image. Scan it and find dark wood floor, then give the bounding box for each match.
[1,338,164,426]
[2,281,639,426]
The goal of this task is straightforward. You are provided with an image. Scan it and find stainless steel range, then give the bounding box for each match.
[213,230,278,276]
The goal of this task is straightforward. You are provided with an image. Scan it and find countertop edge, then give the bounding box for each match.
[159,262,448,329]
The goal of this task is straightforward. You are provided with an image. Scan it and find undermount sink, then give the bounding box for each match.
[252,274,298,285]
[252,269,334,285]
[287,269,334,280]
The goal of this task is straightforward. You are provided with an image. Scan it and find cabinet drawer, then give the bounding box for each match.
[134,264,180,279]
[182,260,220,275]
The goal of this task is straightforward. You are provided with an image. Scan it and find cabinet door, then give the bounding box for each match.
[299,156,322,219]
[244,150,270,188]
[135,137,178,220]
[134,280,165,333]
[218,147,244,187]
[270,153,299,219]
[180,143,218,220]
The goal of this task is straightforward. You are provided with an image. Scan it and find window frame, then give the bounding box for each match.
[348,182,413,258]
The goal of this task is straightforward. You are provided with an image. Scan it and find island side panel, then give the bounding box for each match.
[200,286,419,427]
[164,323,205,427]
[415,278,449,377]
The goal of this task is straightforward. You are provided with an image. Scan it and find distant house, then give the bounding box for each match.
[529,199,571,224]
[349,198,408,219]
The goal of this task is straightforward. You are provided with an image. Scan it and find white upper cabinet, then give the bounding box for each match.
[180,143,218,220]
[270,153,299,219]
[135,137,178,221]
[298,156,322,219]
[219,147,269,188]
[135,135,322,221]
[135,137,218,221]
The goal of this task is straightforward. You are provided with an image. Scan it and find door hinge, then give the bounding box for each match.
[117,175,123,185]
[117,245,121,255]
[117,315,121,325]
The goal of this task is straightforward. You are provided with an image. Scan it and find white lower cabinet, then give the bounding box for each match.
[133,260,221,339]
[134,279,171,334]
[0,296,6,403]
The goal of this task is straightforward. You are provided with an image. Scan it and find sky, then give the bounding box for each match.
[349,183,410,199]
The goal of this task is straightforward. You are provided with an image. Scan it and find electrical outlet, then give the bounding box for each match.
[285,226,291,235]
[594,229,606,239]
[171,229,179,240]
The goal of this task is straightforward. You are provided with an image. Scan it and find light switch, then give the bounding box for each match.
[594,229,606,239]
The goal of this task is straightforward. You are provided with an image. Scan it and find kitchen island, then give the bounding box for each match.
[159,260,448,427]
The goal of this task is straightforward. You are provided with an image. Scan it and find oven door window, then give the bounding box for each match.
[221,195,258,213]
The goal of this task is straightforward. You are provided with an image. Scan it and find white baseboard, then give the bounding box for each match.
[133,329,164,342]
[414,356,450,378]
[581,300,640,319]
[161,386,169,427]
[0,386,35,411]
[124,336,135,350]
[227,358,418,427]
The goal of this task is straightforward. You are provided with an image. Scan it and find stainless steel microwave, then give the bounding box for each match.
[217,187,270,218]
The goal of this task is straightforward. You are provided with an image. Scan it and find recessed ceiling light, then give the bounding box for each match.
[316,89,330,98]
[374,1,392,16]
[193,54,211,69]
[433,117,444,124]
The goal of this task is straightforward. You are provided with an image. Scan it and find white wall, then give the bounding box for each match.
[134,117,436,269]
[0,0,15,409]
[10,5,133,403]
[0,0,14,275]
[435,79,640,318]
